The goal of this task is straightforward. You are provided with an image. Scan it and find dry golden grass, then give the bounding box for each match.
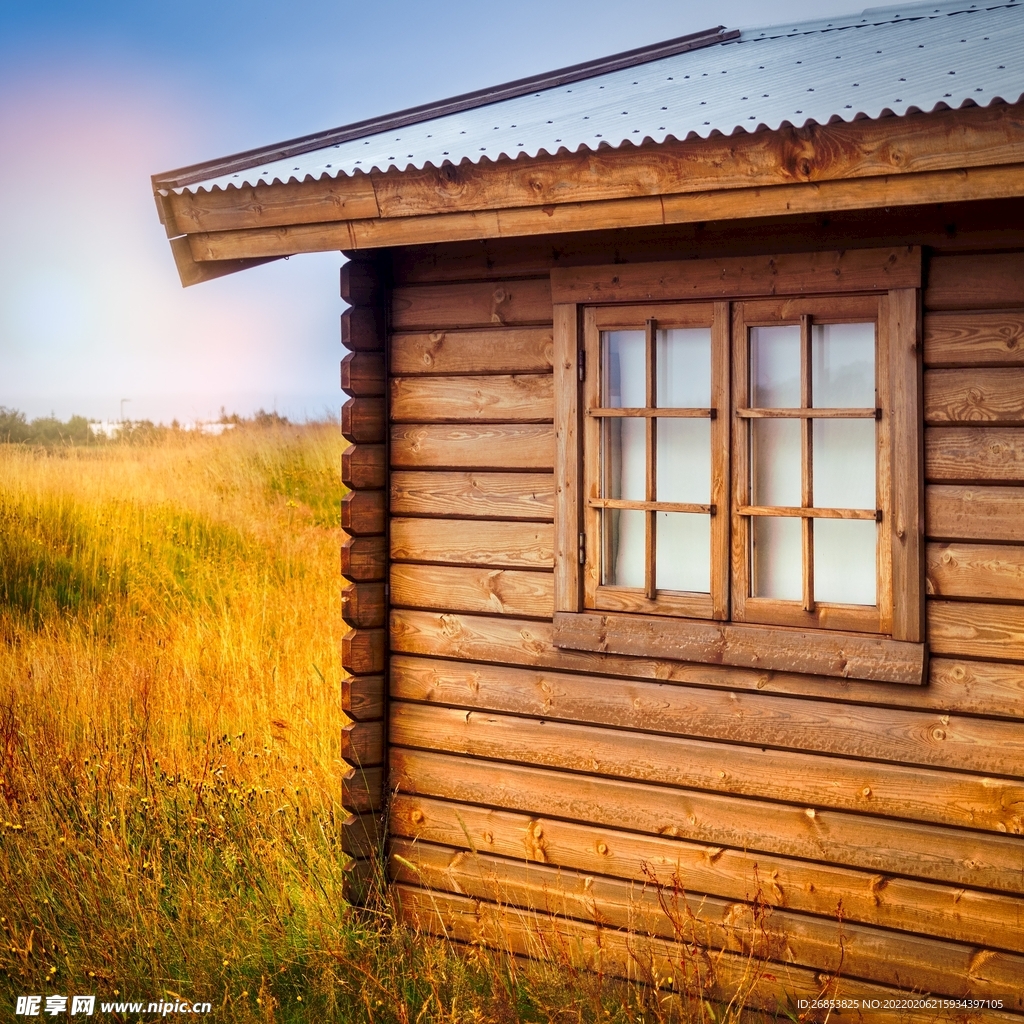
[0,427,796,1023]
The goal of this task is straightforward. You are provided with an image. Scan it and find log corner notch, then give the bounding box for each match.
[339,255,389,905]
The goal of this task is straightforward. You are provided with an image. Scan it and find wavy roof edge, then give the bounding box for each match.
[154,0,1024,196]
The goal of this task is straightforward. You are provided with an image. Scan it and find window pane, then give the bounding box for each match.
[812,323,874,408]
[813,419,875,510]
[602,508,645,588]
[601,417,645,500]
[750,325,800,408]
[657,419,710,504]
[752,419,801,507]
[656,513,710,593]
[751,517,802,601]
[657,328,711,407]
[814,519,876,605]
[602,330,645,408]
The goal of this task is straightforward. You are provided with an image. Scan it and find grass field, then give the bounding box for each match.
[0,426,784,1024]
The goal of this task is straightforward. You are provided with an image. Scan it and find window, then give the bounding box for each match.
[552,249,925,685]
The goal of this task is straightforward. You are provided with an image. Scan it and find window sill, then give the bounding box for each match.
[552,611,927,686]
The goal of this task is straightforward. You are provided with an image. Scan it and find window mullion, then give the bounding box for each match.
[645,318,657,601]
[800,314,815,613]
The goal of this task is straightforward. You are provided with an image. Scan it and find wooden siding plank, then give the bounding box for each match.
[390,564,554,618]
[927,485,1024,542]
[924,311,1024,368]
[390,518,553,569]
[342,674,385,722]
[341,534,387,582]
[341,351,385,397]
[389,470,554,520]
[391,608,1024,720]
[925,426,1024,482]
[391,837,1024,1006]
[391,279,552,331]
[341,764,384,813]
[929,600,1024,661]
[342,396,386,443]
[393,885,1024,1024]
[390,793,1024,953]
[551,248,921,305]
[390,748,1024,895]
[342,443,387,490]
[342,581,386,629]
[390,424,554,470]
[341,719,384,767]
[388,698,1024,834]
[341,489,385,535]
[390,374,553,423]
[925,253,1024,311]
[390,655,1024,788]
[553,610,926,685]
[391,328,553,375]
[926,368,1024,424]
[927,542,1024,601]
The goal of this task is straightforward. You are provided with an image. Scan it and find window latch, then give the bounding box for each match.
[578,532,586,564]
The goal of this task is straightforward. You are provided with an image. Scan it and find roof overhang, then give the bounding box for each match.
[159,100,1024,286]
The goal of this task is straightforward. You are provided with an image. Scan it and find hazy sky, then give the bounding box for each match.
[0,0,871,424]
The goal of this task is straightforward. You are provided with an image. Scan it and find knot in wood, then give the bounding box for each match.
[410,809,424,824]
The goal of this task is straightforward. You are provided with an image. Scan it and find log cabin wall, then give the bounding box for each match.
[379,206,1024,1019]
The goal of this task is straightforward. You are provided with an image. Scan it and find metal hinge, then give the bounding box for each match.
[578,532,586,564]
[578,349,586,382]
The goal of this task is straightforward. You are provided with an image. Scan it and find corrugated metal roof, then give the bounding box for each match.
[172,0,1024,196]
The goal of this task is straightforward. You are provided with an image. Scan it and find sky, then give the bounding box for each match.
[0,0,873,425]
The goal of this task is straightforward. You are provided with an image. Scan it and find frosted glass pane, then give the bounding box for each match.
[656,513,710,593]
[657,419,710,504]
[602,331,645,408]
[657,328,711,407]
[603,508,645,588]
[813,420,875,510]
[812,323,874,407]
[602,418,645,500]
[752,419,801,507]
[815,519,876,605]
[752,517,802,600]
[751,326,800,407]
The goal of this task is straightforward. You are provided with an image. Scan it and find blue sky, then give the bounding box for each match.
[0,0,869,424]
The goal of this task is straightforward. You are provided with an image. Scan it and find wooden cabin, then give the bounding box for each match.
[154,2,1024,1017]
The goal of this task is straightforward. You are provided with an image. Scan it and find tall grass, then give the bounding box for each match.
[0,427,793,1023]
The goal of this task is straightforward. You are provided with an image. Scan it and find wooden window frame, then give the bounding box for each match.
[582,302,730,620]
[551,248,926,686]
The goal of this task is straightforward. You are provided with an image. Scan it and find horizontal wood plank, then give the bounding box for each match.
[391,424,554,470]
[924,311,1024,367]
[391,328,553,375]
[340,809,381,859]
[390,518,553,568]
[341,351,385,398]
[926,253,1024,311]
[342,397,385,444]
[390,793,1024,952]
[342,443,386,490]
[551,247,920,304]
[390,564,553,618]
[929,600,1024,661]
[341,581,386,629]
[340,489,385,535]
[341,763,384,813]
[342,673,385,721]
[390,748,1024,894]
[390,470,554,520]
[554,611,926,685]
[391,608,1024,720]
[341,719,384,767]
[341,534,386,582]
[389,698,1024,833]
[339,259,384,306]
[391,279,552,331]
[390,655,1024,787]
[341,627,386,675]
[926,484,1024,542]
[391,837,1024,1005]
[393,885,1024,1024]
[925,426,1024,482]
[925,368,1024,424]
[341,306,384,352]
[390,374,553,423]
[927,542,1024,601]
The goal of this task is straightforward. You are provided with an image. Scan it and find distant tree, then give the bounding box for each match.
[0,407,31,443]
